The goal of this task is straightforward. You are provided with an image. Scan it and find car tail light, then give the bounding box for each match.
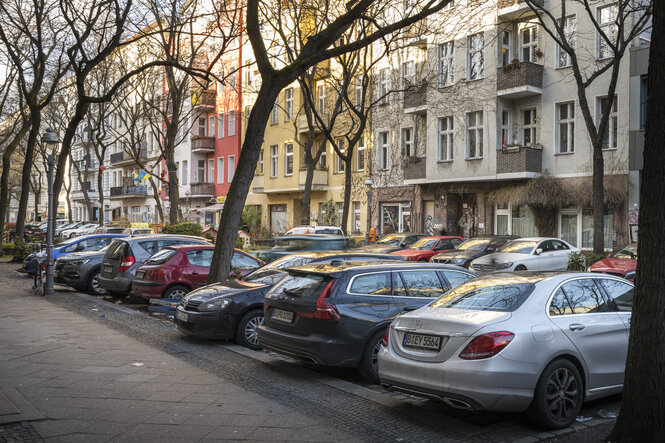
[298,280,340,321]
[118,256,136,272]
[381,328,390,347]
[459,331,514,360]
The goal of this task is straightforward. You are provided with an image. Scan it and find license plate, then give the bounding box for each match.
[136,271,145,280]
[175,310,188,322]
[403,333,441,351]
[104,265,113,273]
[271,309,294,323]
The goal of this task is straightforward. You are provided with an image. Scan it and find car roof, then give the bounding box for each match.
[509,237,560,242]
[471,271,633,285]
[124,234,209,241]
[287,261,476,276]
[274,234,346,240]
[420,235,463,240]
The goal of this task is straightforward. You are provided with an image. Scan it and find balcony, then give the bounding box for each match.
[404,157,426,180]
[191,89,216,110]
[110,149,147,167]
[189,182,214,197]
[110,185,148,199]
[497,62,543,98]
[298,113,330,134]
[496,146,542,178]
[403,86,427,115]
[71,190,99,201]
[298,169,328,190]
[191,135,215,153]
[497,0,542,21]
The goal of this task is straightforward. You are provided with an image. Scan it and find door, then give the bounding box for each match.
[456,200,476,238]
[342,271,394,342]
[534,240,558,270]
[392,270,447,315]
[549,239,573,270]
[597,278,633,332]
[548,278,628,388]
[270,204,287,234]
[186,249,213,287]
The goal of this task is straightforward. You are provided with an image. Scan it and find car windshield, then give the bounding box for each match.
[613,245,637,259]
[457,238,490,251]
[376,234,404,245]
[243,269,287,285]
[499,240,538,254]
[242,255,312,280]
[430,278,536,312]
[411,238,437,250]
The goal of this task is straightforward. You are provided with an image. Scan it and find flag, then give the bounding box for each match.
[138,170,152,181]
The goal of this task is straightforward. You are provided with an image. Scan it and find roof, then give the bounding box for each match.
[274,234,347,240]
[286,261,476,276]
[421,236,464,240]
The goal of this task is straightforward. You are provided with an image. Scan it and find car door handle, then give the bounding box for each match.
[569,323,585,331]
[402,306,419,312]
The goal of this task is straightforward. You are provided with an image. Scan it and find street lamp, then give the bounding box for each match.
[41,127,60,296]
[364,177,373,244]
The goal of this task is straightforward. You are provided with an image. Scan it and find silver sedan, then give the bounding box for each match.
[378,272,632,429]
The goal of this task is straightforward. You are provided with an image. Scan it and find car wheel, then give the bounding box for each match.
[163,285,190,301]
[527,358,583,429]
[358,329,385,383]
[87,269,107,296]
[514,265,527,271]
[235,309,264,350]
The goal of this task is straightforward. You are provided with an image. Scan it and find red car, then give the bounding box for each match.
[590,243,637,281]
[131,245,264,300]
[390,236,464,261]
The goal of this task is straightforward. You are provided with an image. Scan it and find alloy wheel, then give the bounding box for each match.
[168,288,188,300]
[371,340,383,374]
[91,273,107,295]
[244,315,264,347]
[545,367,579,420]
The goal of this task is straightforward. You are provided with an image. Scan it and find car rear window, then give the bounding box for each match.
[271,273,331,299]
[349,272,391,295]
[105,240,130,259]
[146,249,177,265]
[430,281,535,312]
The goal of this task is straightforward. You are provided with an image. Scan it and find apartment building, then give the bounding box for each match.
[370,0,642,250]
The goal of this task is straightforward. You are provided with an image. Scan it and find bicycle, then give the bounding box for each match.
[33,261,46,296]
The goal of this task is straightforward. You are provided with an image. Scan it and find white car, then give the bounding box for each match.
[469,237,579,272]
[61,223,98,238]
[284,225,344,236]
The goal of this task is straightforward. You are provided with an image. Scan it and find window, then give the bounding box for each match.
[467,32,484,80]
[598,4,618,59]
[353,202,361,232]
[187,249,214,267]
[285,144,293,176]
[285,88,293,120]
[228,156,235,182]
[245,105,251,129]
[443,270,474,288]
[466,111,483,159]
[228,110,236,136]
[208,159,214,182]
[598,96,618,150]
[599,279,633,312]
[336,202,344,226]
[381,202,411,233]
[217,157,224,184]
[244,65,252,86]
[355,76,363,109]
[549,288,575,316]
[270,145,278,177]
[232,252,260,270]
[520,26,538,62]
[500,109,512,147]
[559,209,613,249]
[181,160,188,185]
[395,271,445,298]
[500,30,512,67]
[438,116,453,161]
[522,108,537,146]
[350,272,392,295]
[229,71,236,90]
[556,102,575,154]
[271,102,279,125]
[401,61,415,88]
[438,41,454,86]
[356,137,365,171]
[379,68,390,104]
[198,117,207,136]
[379,131,389,170]
[640,75,648,130]
[336,139,345,173]
[317,83,326,113]
[402,127,414,157]
[319,143,327,168]
[197,160,205,183]
[558,279,609,314]
[208,115,215,137]
[259,150,264,174]
[557,15,577,68]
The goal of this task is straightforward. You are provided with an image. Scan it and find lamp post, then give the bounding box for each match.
[364,178,373,244]
[41,128,60,296]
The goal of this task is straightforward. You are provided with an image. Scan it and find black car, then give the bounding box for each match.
[258,262,476,382]
[174,251,405,350]
[355,232,426,254]
[429,235,518,268]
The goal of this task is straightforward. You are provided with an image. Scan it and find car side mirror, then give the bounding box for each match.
[535,248,543,255]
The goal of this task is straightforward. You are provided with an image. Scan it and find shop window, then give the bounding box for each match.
[381,202,412,234]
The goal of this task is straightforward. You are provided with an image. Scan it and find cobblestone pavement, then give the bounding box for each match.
[0,261,619,442]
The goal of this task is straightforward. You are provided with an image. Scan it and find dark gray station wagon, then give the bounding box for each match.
[258,262,476,382]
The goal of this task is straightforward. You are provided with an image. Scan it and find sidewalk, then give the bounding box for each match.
[0,265,358,442]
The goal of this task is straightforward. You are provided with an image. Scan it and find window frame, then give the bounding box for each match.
[356,137,365,171]
[217,157,224,184]
[556,14,577,69]
[597,4,618,60]
[228,155,235,182]
[285,143,294,176]
[285,88,294,121]
[270,145,279,178]
[228,109,236,136]
[522,107,537,146]
[378,131,390,170]
[438,116,454,162]
[217,113,225,138]
[466,110,484,159]
[597,95,618,150]
[438,40,455,87]
[556,101,575,154]
[401,127,414,158]
[520,26,538,63]
[466,32,484,81]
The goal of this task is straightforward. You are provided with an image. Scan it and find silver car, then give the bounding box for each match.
[469,237,580,272]
[378,272,632,429]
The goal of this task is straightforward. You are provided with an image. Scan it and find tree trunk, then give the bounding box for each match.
[0,120,30,242]
[607,2,665,440]
[97,171,104,226]
[341,153,353,235]
[301,164,315,225]
[592,141,605,253]
[148,177,164,224]
[15,115,42,245]
[165,124,180,225]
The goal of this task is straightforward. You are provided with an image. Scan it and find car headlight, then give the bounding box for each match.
[197,298,231,312]
[495,262,513,270]
[69,259,90,266]
[448,258,465,264]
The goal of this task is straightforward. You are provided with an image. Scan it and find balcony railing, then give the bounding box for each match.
[496,146,542,175]
[110,185,148,198]
[190,182,214,196]
[403,85,427,114]
[298,169,328,190]
[497,62,543,98]
[191,135,215,153]
[110,149,147,165]
[404,157,426,180]
[497,0,543,20]
[298,113,330,133]
[192,90,216,109]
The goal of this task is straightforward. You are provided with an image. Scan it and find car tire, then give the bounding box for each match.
[358,329,386,383]
[87,269,107,296]
[527,358,583,430]
[163,285,190,301]
[514,265,527,271]
[235,309,264,351]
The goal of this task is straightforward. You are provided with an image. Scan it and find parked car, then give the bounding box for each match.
[258,262,476,381]
[590,244,637,281]
[61,223,97,239]
[356,232,426,254]
[93,226,127,234]
[390,236,464,261]
[285,225,344,236]
[174,251,405,349]
[55,247,112,295]
[56,222,84,236]
[379,272,633,429]
[25,222,46,239]
[430,235,518,268]
[132,245,263,301]
[24,234,127,277]
[469,237,579,272]
[97,235,210,297]
[259,234,347,262]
